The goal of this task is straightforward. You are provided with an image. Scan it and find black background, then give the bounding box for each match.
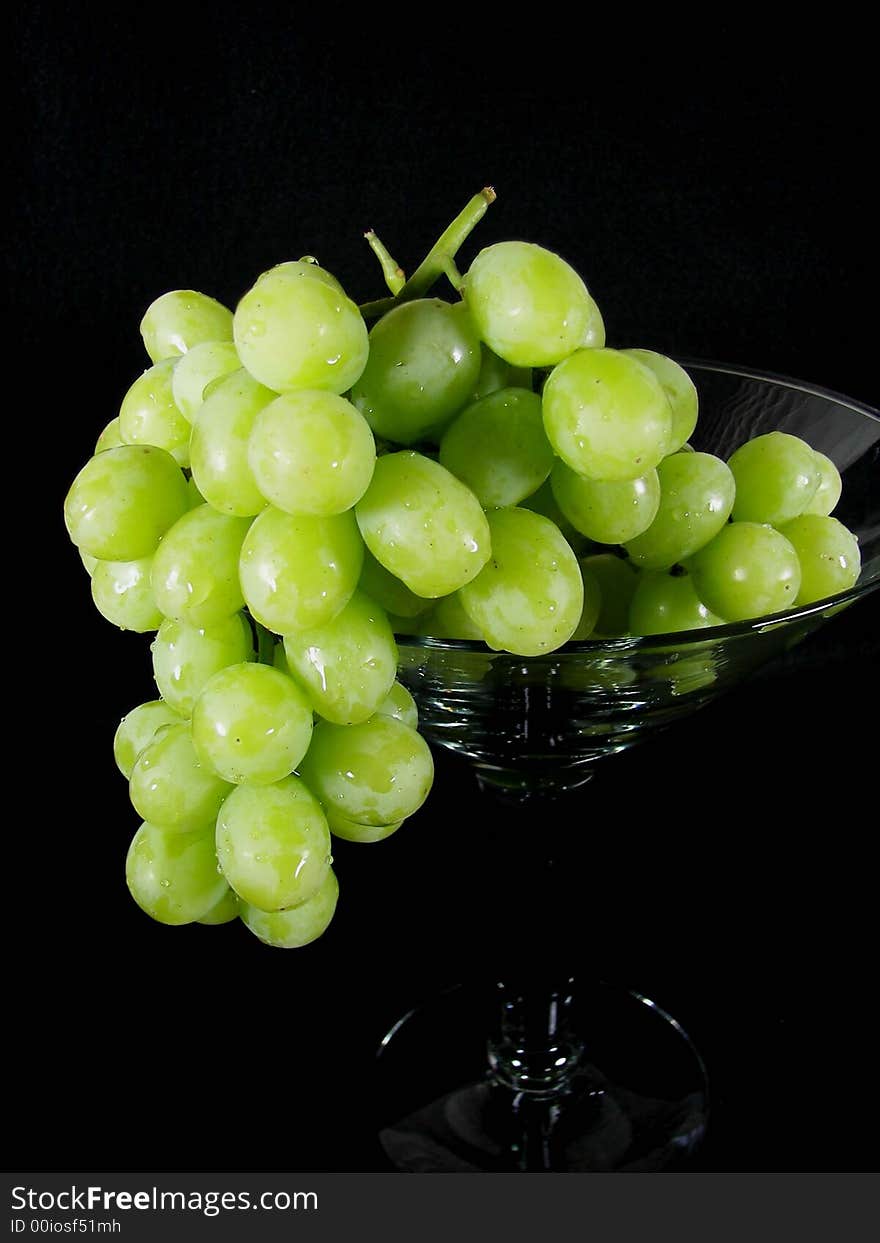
[13,10,879,1174]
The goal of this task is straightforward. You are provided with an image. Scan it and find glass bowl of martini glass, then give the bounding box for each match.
[375,361,879,1173]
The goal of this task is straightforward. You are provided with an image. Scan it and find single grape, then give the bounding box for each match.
[350,299,481,445]
[95,417,124,453]
[439,387,555,507]
[191,662,314,784]
[471,343,533,402]
[623,452,735,570]
[519,477,589,552]
[239,506,363,633]
[374,681,418,730]
[215,776,331,911]
[282,590,397,726]
[118,358,191,467]
[629,570,722,635]
[151,613,254,717]
[621,350,698,453]
[728,431,820,525]
[459,507,584,656]
[64,445,190,561]
[687,522,802,621]
[422,591,487,640]
[777,514,861,604]
[233,262,368,394]
[248,390,376,515]
[113,699,184,779]
[802,451,843,517]
[300,716,434,826]
[542,348,673,481]
[141,290,234,363]
[579,553,639,636]
[197,888,241,925]
[570,563,603,639]
[465,241,603,367]
[240,868,339,947]
[189,368,274,517]
[126,821,229,925]
[355,452,490,598]
[551,462,661,545]
[170,340,242,422]
[91,556,163,632]
[324,808,403,843]
[151,505,251,626]
[129,722,231,833]
[358,548,432,619]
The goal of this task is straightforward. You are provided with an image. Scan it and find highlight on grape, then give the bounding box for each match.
[63,188,862,948]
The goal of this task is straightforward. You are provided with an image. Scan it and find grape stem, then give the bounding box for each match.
[365,230,406,295]
[360,186,496,318]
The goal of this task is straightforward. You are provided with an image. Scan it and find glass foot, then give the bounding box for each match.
[376,980,708,1172]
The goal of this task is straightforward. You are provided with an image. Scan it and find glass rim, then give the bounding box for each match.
[395,359,880,658]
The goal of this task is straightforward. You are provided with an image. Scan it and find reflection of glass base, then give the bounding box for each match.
[377,981,708,1172]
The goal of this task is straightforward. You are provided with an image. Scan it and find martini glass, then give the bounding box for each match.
[376,362,879,1172]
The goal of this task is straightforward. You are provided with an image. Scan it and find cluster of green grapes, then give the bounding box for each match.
[63,191,861,949]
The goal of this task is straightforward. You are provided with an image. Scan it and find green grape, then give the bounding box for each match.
[687,522,802,621]
[126,821,229,926]
[186,476,206,508]
[551,461,661,545]
[580,553,639,636]
[119,358,191,467]
[64,445,190,561]
[273,640,290,675]
[542,348,673,481]
[623,452,735,570]
[777,514,861,604]
[350,299,481,445]
[233,262,368,394]
[621,350,698,453]
[471,343,532,401]
[519,476,589,552]
[248,390,376,515]
[151,613,254,717]
[95,417,123,453]
[240,868,339,947]
[171,340,242,422]
[423,590,486,640]
[459,507,584,656]
[282,589,397,725]
[675,443,696,454]
[375,681,418,730]
[355,452,490,598]
[91,556,163,632]
[129,722,231,833]
[198,889,240,925]
[300,716,434,826]
[802,451,843,517]
[215,776,331,911]
[189,368,274,517]
[191,662,314,784]
[140,290,234,363]
[151,504,251,626]
[113,699,184,779]
[79,549,98,576]
[439,387,555,507]
[324,808,403,843]
[358,548,432,619]
[464,241,603,367]
[629,570,722,635]
[239,506,363,633]
[729,431,820,525]
[571,563,603,639]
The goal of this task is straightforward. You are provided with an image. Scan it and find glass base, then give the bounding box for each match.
[377,980,708,1172]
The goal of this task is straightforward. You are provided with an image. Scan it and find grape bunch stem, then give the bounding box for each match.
[360,186,495,318]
